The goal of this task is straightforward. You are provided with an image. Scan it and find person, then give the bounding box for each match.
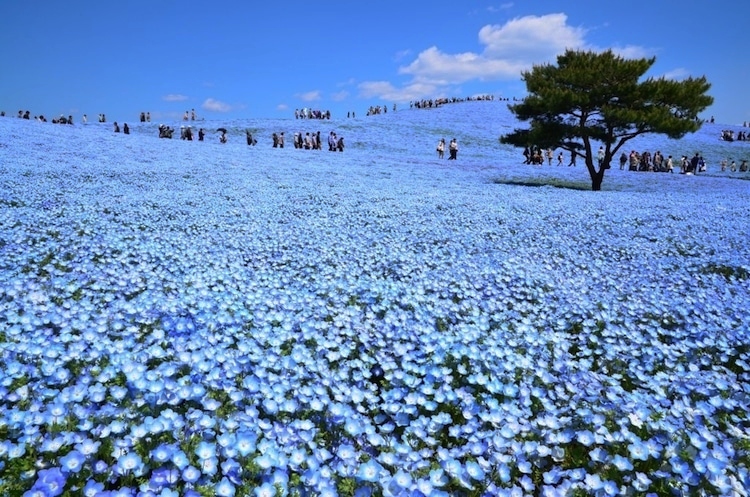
[113,122,120,133]
[82,114,87,124]
[272,133,279,148]
[597,146,605,167]
[246,130,256,146]
[191,109,196,121]
[619,152,627,170]
[140,112,146,123]
[180,126,187,140]
[198,128,205,141]
[279,132,285,148]
[666,155,673,173]
[185,126,193,141]
[448,138,458,160]
[522,146,530,164]
[219,130,227,143]
[690,153,700,174]
[337,136,344,152]
[158,124,174,138]
[557,152,563,166]
[436,138,445,159]
[546,148,553,165]
[328,131,337,151]
[123,123,130,135]
[568,150,577,167]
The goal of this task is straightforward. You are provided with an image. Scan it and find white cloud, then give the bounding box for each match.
[661,68,690,80]
[277,103,288,111]
[398,46,529,84]
[609,44,654,60]
[359,13,652,104]
[163,94,189,102]
[331,90,349,101]
[399,14,588,85]
[479,14,587,60]
[487,3,514,13]
[202,98,232,112]
[297,91,322,102]
[361,13,594,102]
[358,80,439,103]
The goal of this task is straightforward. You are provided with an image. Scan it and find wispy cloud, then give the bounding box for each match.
[331,90,349,102]
[163,94,189,102]
[609,44,654,60]
[202,98,232,112]
[358,81,440,102]
[661,68,690,80]
[487,3,514,13]
[297,91,322,102]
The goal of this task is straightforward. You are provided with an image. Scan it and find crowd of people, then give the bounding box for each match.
[411,94,498,110]
[3,104,746,171]
[720,129,749,141]
[294,109,331,120]
[517,144,750,175]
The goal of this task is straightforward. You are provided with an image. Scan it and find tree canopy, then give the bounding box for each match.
[500,49,714,190]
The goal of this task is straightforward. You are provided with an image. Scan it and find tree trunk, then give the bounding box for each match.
[591,167,605,191]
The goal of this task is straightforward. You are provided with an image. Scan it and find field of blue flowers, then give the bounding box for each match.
[1,101,749,496]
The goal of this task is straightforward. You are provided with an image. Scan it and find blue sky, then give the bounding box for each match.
[2,1,748,124]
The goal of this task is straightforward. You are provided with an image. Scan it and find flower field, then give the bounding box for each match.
[1,102,749,496]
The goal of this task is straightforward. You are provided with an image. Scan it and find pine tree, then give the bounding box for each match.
[501,50,713,190]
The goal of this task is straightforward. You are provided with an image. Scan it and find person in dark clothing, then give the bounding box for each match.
[448,138,458,160]
[113,122,120,133]
[198,128,205,141]
[690,153,700,173]
[123,123,130,134]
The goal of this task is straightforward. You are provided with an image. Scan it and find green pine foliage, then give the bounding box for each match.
[501,49,713,190]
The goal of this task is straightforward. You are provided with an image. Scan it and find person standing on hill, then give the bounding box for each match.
[436,138,445,159]
[448,138,458,160]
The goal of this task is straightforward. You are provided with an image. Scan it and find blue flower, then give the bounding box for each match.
[60,449,86,473]
[29,467,66,496]
[628,440,650,461]
[254,482,277,497]
[116,452,144,476]
[181,465,201,484]
[357,459,383,483]
[215,477,236,497]
[195,441,216,460]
